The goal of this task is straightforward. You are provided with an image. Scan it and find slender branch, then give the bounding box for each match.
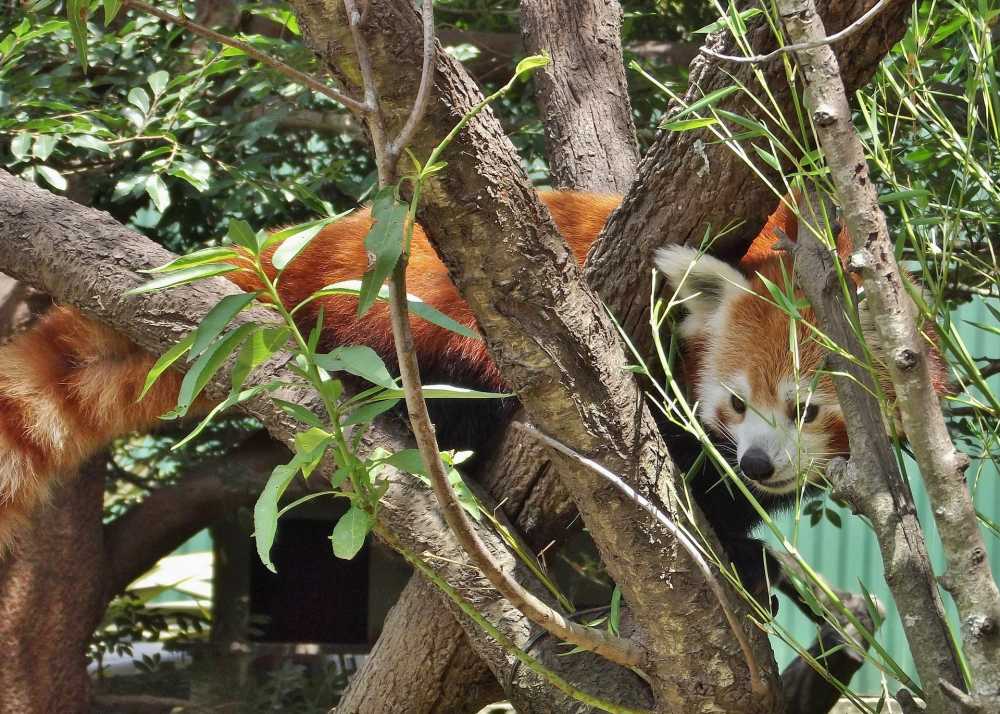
[702,0,892,64]
[124,0,368,113]
[780,0,1000,705]
[516,422,765,696]
[385,0,436,167]
[346,1,648,673]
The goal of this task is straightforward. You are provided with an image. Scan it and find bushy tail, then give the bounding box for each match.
[0,307,186,550]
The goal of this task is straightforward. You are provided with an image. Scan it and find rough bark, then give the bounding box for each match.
[0,462,106,714]
[289,2,782,710]
[520,0,639,192]
[337,576,504,714]
[0,170,650,713]
[787,196,964,712]
[584,0,915,358]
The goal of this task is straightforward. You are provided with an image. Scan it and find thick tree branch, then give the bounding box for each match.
[780,0,1000,705]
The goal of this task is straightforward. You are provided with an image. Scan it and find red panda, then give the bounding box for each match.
[0,192,947,556]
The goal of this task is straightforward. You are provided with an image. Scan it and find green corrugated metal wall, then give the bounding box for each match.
[764,297,999,694]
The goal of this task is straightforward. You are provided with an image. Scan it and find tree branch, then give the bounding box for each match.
[289,1,781,708]
[782,194,964,712]
[349,0,648,674]
[780,0,1000,705]
[103,434,288,595]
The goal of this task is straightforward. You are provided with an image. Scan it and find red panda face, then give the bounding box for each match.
[655,246,850,495]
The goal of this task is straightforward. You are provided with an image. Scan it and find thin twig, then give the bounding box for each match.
[512,422,765,696]
[124,0,368,113]
[386,0,436,167]
[701,0,892,65]
[342,0,648,674]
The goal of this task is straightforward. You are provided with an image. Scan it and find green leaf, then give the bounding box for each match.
[609,585,623,635]
[127,263,238,295]
[515,51,551,77]
[137,333,195,402]
[273,398,326,429]
[227,219,258,252]
[271,217,337,270]
[172,383,274,451]
[67,0,89,71]
[143,246,239,274]
[175,323,254,416]
[254,461,299,572]
[314,345,397,389]
[67,134,110,153]
[33,134,56,160]
[128,87,150,114]
[694,7,762,34]
[231,327,289,391]
[342,398,399,426]
[381,448,427,476]
[102,0,122,25]
[878,188,931,203]
[752,144,782,171]
[295,427,332,457]
[145,174,170,212]
[11,134,32,161]
[665,86,739,124]
[148,70,169,96]
[662,117,718,131]
[36,165,66,191]
[189,293,257,361]
[358,188,407,316]
[330,506,372,560]
[309,280,480,340]
[374,384,511,401]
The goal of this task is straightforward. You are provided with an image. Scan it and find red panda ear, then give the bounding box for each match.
[655,245,752,337]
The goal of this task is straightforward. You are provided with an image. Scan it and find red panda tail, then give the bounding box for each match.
[0,307,192,552]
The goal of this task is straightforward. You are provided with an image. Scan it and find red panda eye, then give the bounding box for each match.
[800,403,819,424]
[730,394,746,414]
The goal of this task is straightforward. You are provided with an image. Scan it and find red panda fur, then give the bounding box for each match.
[0,191,947,551]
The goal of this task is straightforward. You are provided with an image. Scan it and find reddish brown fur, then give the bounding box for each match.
[0,192,947,549]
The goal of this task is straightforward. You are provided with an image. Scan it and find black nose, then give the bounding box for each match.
[740,448,774,481]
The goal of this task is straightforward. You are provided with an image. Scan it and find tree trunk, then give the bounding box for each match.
[0,463,106,714]
[520,0,639,192]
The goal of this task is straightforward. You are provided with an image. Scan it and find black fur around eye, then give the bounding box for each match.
[730,394,746,414]
[800,403,819,424]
